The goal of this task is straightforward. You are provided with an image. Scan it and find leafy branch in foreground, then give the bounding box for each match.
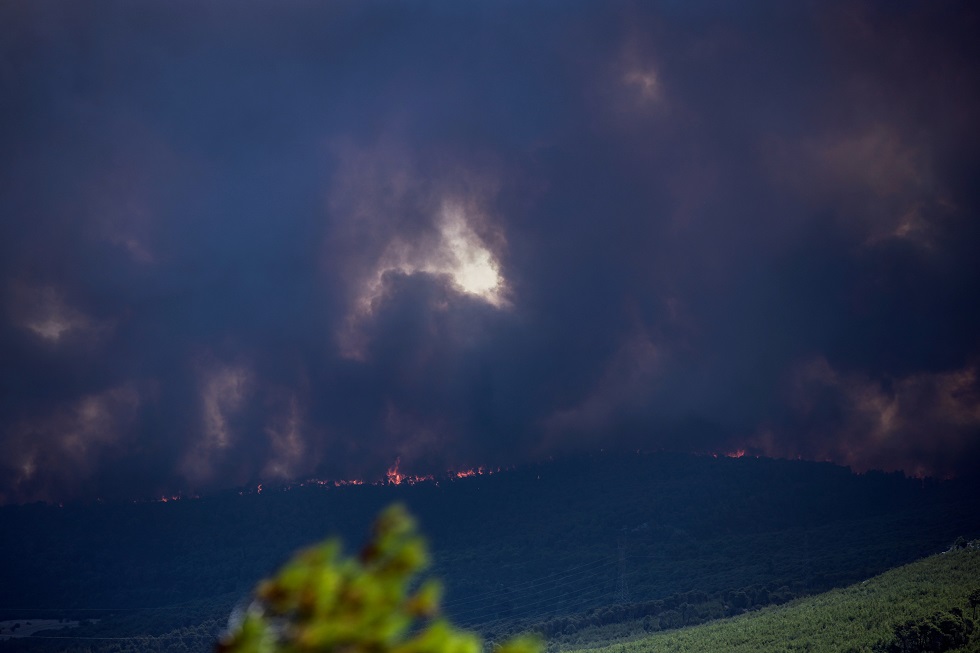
[216,504,541,653]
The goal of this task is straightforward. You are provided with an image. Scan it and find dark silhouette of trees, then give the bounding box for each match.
[969,588,980,619]
[873,609,973,653]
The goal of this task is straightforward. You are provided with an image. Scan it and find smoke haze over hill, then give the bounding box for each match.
[2,1,980,502]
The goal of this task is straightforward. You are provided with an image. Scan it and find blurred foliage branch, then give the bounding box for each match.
[217,504,540,653]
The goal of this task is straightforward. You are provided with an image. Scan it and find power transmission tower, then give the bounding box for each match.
[616,538,630,604]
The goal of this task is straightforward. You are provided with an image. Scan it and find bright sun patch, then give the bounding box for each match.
[338,200,508,359]
[360,201,507,312]
[432,203,505,304]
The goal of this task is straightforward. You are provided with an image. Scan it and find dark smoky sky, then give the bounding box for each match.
[2,1,980,503]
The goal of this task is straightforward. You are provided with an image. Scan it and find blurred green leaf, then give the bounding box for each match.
[217,504,541,653]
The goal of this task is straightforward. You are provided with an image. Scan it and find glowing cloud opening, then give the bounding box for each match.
[436,203,505,303]
[339,199,509,359]
[362,200,507,308]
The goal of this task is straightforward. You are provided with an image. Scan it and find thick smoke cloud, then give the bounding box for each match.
[2,1,979,502]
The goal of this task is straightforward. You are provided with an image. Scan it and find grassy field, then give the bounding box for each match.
[571,545,980,653]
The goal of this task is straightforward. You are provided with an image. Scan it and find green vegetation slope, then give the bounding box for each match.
[574,545,980,653]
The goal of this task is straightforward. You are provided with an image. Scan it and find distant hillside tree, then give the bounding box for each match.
[873,609,973,653]
[969,588,980,619]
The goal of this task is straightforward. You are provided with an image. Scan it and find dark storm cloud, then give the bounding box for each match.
[2,1,979,502]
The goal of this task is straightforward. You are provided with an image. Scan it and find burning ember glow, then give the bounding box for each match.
[134,450,774,505]
[337,460,504,487]
[708,449,754,460]
[452,466,491,478]
[385,458,435,486]
[331,479,364,487]
[154,492,201,503]
[333,463,501,488]
[139,461,505,503]
[387,458,404,485]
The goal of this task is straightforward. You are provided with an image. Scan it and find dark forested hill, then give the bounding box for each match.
[1,453,978,652]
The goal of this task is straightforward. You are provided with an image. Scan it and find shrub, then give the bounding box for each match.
[217,504,541,653]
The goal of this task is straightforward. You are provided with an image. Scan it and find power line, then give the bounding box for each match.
[448,563,614,615]
[467,582,615,632]
[451,568,615,625]
[442,558,617,610]
[616,538,630,604]
[453,580,611,624]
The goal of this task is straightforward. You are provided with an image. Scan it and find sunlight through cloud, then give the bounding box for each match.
[339,199,509,359]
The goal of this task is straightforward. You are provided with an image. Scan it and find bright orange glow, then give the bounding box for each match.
[141,462,506,502]
[158,494,183,503]
[303,463,503,488]
[707,449,756,460]
[387,457,405,485]
[390,458,406,484]
[384,458,437,485]
[452,466,500,478]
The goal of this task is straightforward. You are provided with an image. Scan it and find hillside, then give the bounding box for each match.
[574,545,980,653]
[0,453,978,652]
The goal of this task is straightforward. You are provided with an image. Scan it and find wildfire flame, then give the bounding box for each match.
[387,458,405,485]
[385,457,437,485]
[115,450,788,506]
[141,461,505,502]
[452,466,493,478]
[709,449,752,460]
